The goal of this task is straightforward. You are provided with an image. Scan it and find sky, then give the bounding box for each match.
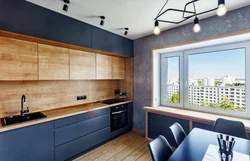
[166,48,246,80]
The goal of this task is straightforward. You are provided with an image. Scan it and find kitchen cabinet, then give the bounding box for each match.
[70,49,96,80]
[38,44,69,80]
[96,54,113,79]
[0,37,38,80]
[55,127,110,161]
[55,114,110,146]
[0,122,54,161]
[91,27,133,57]
[112,57,125,79]
[54,108,111,160]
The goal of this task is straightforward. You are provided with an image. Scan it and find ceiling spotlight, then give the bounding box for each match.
[217,0,227,16]
[100,16,105,26]
[193,17,201,33]
[63,4,68,12]
[124,28,129,35]
[154,20,161,35]
[63,0,70,12]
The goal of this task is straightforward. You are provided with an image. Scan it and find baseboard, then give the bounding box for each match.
[132,128,145,137]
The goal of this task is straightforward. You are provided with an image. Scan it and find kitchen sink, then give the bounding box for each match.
[1,112,46,126]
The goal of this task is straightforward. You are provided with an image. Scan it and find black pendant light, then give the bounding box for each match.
[153,0,227,35]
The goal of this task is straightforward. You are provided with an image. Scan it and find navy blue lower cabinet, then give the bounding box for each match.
[0,122,54,161]
[192,121,213,131]
[54,108,110,128]
[55,127,110,161]
[55,114,110,146]
[148,112,189,147]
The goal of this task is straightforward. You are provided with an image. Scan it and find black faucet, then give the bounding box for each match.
[20,95,29,116]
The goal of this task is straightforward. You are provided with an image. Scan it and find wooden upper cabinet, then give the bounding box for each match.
[70,49,96,80]
[0,37,38,80]
[38,44,69,80]
[112,57,125,79]
[96,54,112,79]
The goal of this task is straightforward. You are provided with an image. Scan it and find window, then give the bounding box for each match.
[161,41,250,117]
[161,52,183,107]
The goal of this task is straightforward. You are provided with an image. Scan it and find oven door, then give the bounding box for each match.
[111,108,128,132]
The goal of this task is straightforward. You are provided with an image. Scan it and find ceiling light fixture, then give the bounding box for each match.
[62,0,70,12]
[100,16,105,26]
[154,0,226,35]
[124,28,129,35]
[217,0,227,16]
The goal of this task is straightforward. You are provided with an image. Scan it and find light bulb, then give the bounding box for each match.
[193,17,201,33]
[154,20,161,35]
[217,4,227,16]
[154,26,161,35]
[193,24,201,33]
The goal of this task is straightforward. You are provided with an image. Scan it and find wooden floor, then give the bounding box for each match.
[74,131,152,161]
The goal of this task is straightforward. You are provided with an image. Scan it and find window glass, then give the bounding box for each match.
[188,48,246,112]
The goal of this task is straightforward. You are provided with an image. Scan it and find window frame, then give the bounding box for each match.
[160,52,184,108]
[160,40,250,118]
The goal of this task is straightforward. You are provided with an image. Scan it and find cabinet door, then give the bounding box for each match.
[112,57,125,79]
[96,54,112,79]
[0,122,54,161]
[70,49,96,80]
[0,37,38,80]
[38,44,69,80]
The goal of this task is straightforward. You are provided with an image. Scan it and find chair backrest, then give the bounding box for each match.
[169,122,187,147]
[148,135,173,161]
[213,118,249,139]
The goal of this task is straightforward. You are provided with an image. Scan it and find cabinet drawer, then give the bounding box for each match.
[55,114,110,146]
[55,127,110,161]
[54,108,110,128]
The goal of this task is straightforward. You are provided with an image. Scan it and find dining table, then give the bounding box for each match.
[168,128,250,161]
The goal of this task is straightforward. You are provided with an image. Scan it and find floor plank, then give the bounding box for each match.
[74,131,152,161]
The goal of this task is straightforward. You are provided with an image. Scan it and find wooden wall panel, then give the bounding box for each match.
[96,54,112,79]
[70,49,96,80]
[0,80,118,118]
[0,37,38,80]
[112,57,125,79]
[38,44,69,80]
[118,58,133,100]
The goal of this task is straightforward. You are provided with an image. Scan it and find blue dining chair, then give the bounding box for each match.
[213,118,249,139]
[148,135,173,161]
[170,122,187,147]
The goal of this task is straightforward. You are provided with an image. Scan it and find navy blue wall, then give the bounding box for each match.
[133,6,250,132]
[0,0,133,57]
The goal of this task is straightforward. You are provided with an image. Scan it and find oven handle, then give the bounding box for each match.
[111,109,127,115]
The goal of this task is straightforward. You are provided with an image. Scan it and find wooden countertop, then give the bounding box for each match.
[0,100,133,133]
[144,106,250,132]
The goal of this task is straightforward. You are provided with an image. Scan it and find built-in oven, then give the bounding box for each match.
[110,104,128,132]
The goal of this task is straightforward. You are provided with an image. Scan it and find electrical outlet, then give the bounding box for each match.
[77,95,87,100]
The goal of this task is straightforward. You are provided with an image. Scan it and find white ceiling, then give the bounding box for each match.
[26,0,250,40]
